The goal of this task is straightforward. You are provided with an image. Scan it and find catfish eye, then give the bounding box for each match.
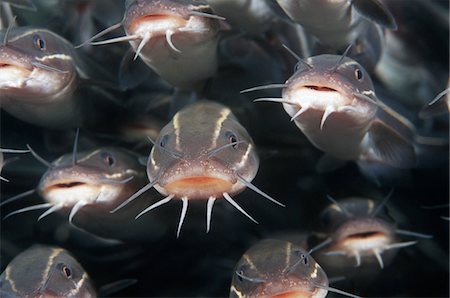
[62,265,72,278]
[355,68,363,81]
[34,34,46,50]
[236,264,248,282]
[102,152,115,166]
[226,131,238,149]
[237,270,244,282]
[159,135,169,148]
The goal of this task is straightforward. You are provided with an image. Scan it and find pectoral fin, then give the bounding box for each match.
[361,119,416,168]
[352,0,397,30]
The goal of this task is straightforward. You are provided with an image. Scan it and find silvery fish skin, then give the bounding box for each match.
[0,26,87,128]
[122,0,221,89]
[0,245,96,298]
[230,239,330,298]
[251,54,416,169]
[273,0,396,69]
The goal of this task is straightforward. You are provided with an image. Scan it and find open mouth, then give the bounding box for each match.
[164,176,233,198]
[340,231,389,250]
[288,84,350,109]
[347,231,384,239]
[271,290,314,298]
[128,13,186,35]
[43,181,88,194]
[304,85,338,92]
[0,63,31,82]
[51,181,86,189]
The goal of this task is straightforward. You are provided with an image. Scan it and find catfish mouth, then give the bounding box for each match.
[254,280,327,298]
[42,179,93,195]
[40,178,102,205]
[271,290,314,298]
[155,161,238,199]
[287,83,352,109]
[128,13,187,36]
[304,85,338,92]
[347,231,384,239]
[0,61,32,84]
[164,176,234,199]
[46,181,87,190]
[339,230,390,252]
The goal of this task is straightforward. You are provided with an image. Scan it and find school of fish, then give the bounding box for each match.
[0,0,448,297]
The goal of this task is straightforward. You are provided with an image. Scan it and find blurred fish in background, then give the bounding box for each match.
[1,0,448,297]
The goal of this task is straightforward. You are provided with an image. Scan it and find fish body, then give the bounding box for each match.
[122,0,220,89]
[312,196,430,278]
[252,54,416,170]
[111,100,283,236]
[38,147,144,211]
[375,0,449,111]
[0,245,96,298]
[2,147,161,240]
[316,198,398,270]
[283,55,377,161]
[274,0,396,69]
[230,239,329,298]
[147,100,258,200]
[0,26,88,128]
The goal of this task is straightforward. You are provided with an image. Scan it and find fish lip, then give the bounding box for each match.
[124,0,192,26]
[42,180,88,193]
[284,73,356,109]
[0,45,34,71]
[126,13,187,36]
[124,1,216,37]
[152,158,239,199]
[332,218,394,254]
[252,278,326,298]
[38,166,103,196]
[0,45,34,83]
[39,177,98,196]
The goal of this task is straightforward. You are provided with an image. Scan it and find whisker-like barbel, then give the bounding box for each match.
[110,178,159,213]
[240,84,287,94]
[26,144,52,168]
